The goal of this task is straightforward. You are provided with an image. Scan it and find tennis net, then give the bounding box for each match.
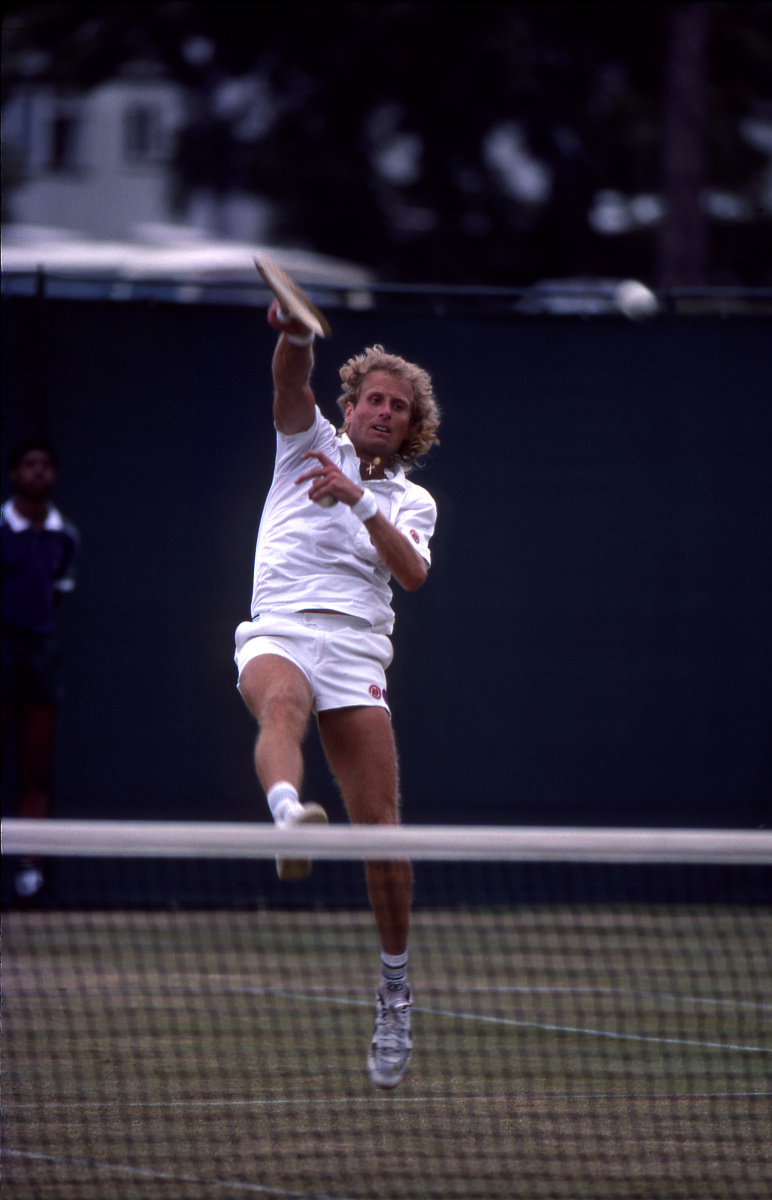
[3,820,771,1200]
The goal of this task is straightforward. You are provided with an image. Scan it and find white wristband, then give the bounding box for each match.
[351,489,378,523]
[284,328,315,347]
[275,305,314,346]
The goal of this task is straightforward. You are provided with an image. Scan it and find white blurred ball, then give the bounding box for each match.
[614,279,659,320]
[317,494,338,508]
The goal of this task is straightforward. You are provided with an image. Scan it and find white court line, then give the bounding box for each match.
[10,1093,772,1111]
[262,989,771,1056]
[414,1002,771,1055]
[3,1149,357,1200]
[8,983,769,1052]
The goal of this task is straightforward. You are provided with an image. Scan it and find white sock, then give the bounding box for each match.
[266,781,303,825]
[380,949,409,994]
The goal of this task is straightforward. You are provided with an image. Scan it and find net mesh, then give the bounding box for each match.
[3,821,771,1200]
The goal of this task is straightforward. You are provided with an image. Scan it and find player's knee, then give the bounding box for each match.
[260,687,310,740]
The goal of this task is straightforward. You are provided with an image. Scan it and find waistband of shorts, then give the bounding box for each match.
[251,609,374,632]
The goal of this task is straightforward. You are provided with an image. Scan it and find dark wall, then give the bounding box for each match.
[2,295,770,828]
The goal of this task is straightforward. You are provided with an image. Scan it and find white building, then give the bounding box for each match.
[3,66,191,239]
[2,67,373,296]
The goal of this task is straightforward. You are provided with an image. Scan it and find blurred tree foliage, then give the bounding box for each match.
[3,1,771,283]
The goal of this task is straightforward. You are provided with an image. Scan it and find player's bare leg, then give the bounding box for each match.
[318,704,413,1087]
[238,654,313,792]
[238,654,327,879]
[318,704,412,951]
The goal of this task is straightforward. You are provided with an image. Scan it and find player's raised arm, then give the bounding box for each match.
[256,255,331,436]
[267,299,317,435]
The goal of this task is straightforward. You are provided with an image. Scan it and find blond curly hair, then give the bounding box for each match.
[336,346,440,470]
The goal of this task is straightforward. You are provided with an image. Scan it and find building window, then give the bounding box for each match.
[123,105,163,164]
[49,113,79,172]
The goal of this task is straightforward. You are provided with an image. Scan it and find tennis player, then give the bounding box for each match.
[235,299,440,1088]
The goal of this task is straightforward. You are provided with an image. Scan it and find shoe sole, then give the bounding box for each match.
[367,1052,412,1089]
[276,803,328,881]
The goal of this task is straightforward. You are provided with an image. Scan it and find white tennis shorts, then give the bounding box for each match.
[234,611,393,713]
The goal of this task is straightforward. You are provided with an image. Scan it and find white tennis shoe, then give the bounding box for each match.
[367,987,413,1088]
[275,802,328,881]
[14,863,45,899]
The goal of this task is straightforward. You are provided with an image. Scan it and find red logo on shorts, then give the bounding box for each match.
[369,685,382,700]
[409,529,419,543]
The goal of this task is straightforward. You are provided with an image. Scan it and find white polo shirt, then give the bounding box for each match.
[250,407,437,635]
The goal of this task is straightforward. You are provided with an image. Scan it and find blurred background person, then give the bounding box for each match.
[1,439,79,902]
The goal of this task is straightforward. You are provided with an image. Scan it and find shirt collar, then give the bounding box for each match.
[338,432,406,484]
[2,499,64,532]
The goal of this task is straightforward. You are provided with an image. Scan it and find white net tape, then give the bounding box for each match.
[3,818,771,863]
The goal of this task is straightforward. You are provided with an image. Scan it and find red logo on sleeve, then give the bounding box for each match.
[409,529,419,543]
